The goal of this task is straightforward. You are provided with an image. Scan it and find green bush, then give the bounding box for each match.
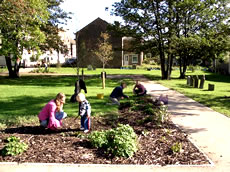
[1,136,28,156]
[88,131,108,148]
[107,124,138,157]
[30,67,49,73]
[88,124,138,158]
[87,65,93,70]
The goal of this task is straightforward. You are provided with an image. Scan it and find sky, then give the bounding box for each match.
[60,0,122,38]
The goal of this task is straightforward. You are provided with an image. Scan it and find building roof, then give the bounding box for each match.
[76,17,109,34]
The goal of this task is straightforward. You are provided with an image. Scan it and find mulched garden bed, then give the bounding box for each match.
[0,97,210,166]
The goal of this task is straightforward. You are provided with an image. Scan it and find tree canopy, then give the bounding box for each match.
[111,0,230,79]
[0,0,72,78]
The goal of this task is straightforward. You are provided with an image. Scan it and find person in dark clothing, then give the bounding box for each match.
[74,79,87,94]
[70,79,87,103]
[109,82,129,105]
[133,80,147,96]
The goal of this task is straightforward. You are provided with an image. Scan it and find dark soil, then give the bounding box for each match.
[0,99,210,166]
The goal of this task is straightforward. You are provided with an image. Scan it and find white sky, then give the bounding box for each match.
[60,0,121,38]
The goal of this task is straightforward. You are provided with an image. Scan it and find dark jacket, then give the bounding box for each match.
[70,79,87,103]
[110,86,128,99]
[75,79,87,94]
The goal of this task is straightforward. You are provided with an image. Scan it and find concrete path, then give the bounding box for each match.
[142,80,230,172]
[1,76,230,171]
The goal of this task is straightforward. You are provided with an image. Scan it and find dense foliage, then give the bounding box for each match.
[0,0,72,78]
[88,124,138,158]
[111,0,230,79]
[1,136,28,156]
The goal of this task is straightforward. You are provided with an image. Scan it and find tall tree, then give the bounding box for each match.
[111,0,178,79]
[0,0,72,78]
[0,0,49,78]
[111,0,230,79]
[173,0,230,78]
[39,0,72,55]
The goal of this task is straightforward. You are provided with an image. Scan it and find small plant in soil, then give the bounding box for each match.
[1,136,28,156]
[141,129,149,137]
[154,105,169,126]
[159,136,168,143]
[171,142,182,154]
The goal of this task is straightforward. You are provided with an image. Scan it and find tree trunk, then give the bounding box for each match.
[5,55,20,78]
[179,53,188,79]
[154,1,168,80]
[166,0,173,80]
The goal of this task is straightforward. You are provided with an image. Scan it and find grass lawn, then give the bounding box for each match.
[50,67,230,117]
[0,75,135,126]
[157,71,230,117]
[1,66,230,126]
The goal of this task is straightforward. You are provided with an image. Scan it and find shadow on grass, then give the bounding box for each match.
[2,126,78,135]
[0,75,77,87]
[0,95,54,119]
[144,74,162,81]
[0,75,135,89]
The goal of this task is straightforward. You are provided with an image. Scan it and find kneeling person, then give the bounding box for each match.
[109,82,129,105]
[133,80,147,96]
[38,93,67,130]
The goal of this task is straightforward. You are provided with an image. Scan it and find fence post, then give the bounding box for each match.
[187,76,191,85]
[194,75,199,88]
[199,75,205,89]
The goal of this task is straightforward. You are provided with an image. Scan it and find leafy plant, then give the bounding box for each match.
[0,123,7,130]
[107,124,138,157]
[159,136,168,143]
[155,105,169,125]
[88,130,108,148]
[141,129,149,137]
[171,142,182,153]
[88,124,138,158]
[1,136,28,156]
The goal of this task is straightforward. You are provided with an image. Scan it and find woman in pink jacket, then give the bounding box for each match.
[38,93,67,130]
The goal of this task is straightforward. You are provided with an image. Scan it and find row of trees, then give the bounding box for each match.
[0,0,71,78]
[111,0,230,79]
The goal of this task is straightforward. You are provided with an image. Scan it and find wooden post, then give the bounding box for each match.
[102,71,105,89]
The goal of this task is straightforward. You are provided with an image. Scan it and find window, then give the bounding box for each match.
[132,54,138,64]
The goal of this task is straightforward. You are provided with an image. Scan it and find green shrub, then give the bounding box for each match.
[87,65,93,70]
[88,130,108,148]
[88,124,138,158]
[30,67,49,73]
[107,124,138,157]
[1,136,28,156]
[132,64,137,69]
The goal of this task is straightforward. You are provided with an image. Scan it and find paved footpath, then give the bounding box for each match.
[1,77,230,171]
[142,80,230,172]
